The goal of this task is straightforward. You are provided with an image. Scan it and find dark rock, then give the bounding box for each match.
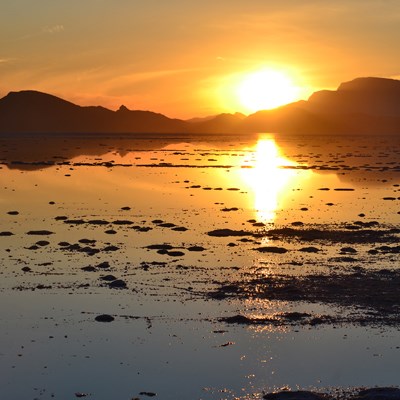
[354,387,400,400]
[139,392,157,397]
[109,279,127,289]
[21,266,32,272]
[222,314,254,324]
[7,211,19,215]
[158,223,176,228]
[96,261,111,269]
[345,224,361,230]
[255,246,288,254]
[81,266,96,272]
[280,312,311,321]
[329,256,357,262]
[78,239,96,244]
[263,390,330,400]
[105,229,117,234]
[341,247,357,253]
[103,245,119,252]
[146,244,174,250]
[172,226,188,231]
[291,221,304,226]
[220,341,235,347]
[36,284,52,289]
[0,231,14,236]
[187,246,206,252]
[95,314,114,322]
[299,246,320,253]
[166,251,185,257]
[54,216,68,220]
[112,220,134,225]
[64,219,86,225]
[26,230,54,235]
[88,219,109,225]
[135,226,152,232]
[36,240,50,246]
[100,275,117,281]
[207,229,251,237]
[157,249,169,255]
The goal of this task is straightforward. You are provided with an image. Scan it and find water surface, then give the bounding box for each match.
[1,132,399,399]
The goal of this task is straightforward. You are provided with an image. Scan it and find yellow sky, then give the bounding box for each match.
[1,1,400,118]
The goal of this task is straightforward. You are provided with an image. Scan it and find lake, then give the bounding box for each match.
[1,132,400,399]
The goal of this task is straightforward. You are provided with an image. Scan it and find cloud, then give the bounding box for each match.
[42,25,65,34]
[0,57,15,65]
[103,67,198,96]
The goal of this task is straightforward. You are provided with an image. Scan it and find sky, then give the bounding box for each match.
[1,0,400,118]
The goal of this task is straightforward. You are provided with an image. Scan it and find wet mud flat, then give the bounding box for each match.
[1,133,400,399]
[261,387,400,400]
[206,222,400,327]
[212,267,400,326]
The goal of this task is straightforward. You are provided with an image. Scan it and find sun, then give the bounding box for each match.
[237,69,300,113]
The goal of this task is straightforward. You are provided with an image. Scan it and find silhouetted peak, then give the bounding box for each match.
[117,105,130,112]
[4,90,76,104]
[0,90,79,114]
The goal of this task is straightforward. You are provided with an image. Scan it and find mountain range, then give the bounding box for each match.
[1,77,400,135]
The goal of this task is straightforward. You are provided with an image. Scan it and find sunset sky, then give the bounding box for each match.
[1,0,400,118]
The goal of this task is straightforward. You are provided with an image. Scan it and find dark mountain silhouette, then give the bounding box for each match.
[0,90,187,134]
[1,77,400,135]
[234,77,400,134]
[189,112,246,133]
[307,77,400,116]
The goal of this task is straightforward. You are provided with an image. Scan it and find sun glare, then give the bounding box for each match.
[240,137,300,223]
[237,70,299,113]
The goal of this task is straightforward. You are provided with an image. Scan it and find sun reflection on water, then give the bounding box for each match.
[240,136,301,223]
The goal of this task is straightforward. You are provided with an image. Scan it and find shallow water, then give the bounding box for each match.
[0,132,399,399]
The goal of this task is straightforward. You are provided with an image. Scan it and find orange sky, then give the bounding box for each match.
[1,1,400,118]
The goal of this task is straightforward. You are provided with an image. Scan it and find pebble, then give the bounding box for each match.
[95,314,114,322]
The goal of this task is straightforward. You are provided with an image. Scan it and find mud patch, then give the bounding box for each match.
[211,268,400,326]
[261,387,400,400]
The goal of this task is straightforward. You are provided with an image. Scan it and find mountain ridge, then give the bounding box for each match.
[1,77,400,135]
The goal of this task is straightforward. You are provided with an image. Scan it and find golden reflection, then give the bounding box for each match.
[240,136,300,223]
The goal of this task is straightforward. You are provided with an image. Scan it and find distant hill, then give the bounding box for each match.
[308,77,400,116]
[235,77,400,134]
[1,77,400,134]
[0,90,187,134]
